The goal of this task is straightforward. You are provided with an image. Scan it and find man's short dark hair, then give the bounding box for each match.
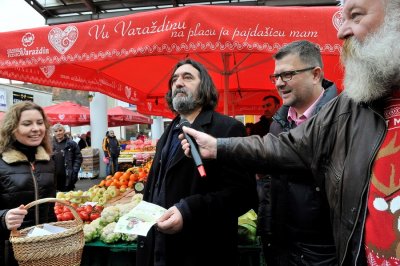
[262,95,280,105]
[274,40,323,69]
[165,58,219,112]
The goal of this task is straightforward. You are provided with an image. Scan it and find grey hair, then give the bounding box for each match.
[52,123,65,131]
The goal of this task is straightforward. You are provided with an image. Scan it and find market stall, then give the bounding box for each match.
[118,139,156,171]
[53,163,264,266]
[79,148,100,179]
[81,240,263,266]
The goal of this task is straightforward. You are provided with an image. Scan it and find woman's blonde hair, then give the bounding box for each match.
[0,101,52,154]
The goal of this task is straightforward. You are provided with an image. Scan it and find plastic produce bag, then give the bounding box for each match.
[238,209,257,245]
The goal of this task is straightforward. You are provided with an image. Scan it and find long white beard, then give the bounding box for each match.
[341,4,400,103]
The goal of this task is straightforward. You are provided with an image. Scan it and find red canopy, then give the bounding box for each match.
[108,106,152,126]
[43,101,90,126]
[0,5,343,117]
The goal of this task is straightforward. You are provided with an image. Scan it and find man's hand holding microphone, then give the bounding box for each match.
[179,124,218,161]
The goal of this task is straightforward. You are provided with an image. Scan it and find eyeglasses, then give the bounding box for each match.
[269,66,316,84]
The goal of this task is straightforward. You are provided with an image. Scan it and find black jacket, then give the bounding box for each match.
[252,116,273,137]
[217,92,389,265]
[102,136,120,158]
[0,146,56,265]
[52,137,82,190]
[136,109,258,266]
[257,80,338,266]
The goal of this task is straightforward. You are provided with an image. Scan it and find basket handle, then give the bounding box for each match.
[11,198,83,237]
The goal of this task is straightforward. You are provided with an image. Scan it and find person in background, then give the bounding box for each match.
[245,122,255,136]
[252,95,280,137]
[86,131,91,147]
[136,132,145,142]
[72,134,80,144]
[258,40,338,266]
[136,58,257,266]
[181,0,400,264]
[0,101,56,266]
[102,130,120,176]
[52,123,82,192]
[78,133,89,150]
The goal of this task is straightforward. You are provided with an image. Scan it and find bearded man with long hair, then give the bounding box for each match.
[136,58,257,266]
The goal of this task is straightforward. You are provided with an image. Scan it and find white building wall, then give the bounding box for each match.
[0,84,52,112]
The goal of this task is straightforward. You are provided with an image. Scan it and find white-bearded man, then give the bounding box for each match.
[180,0,400,264]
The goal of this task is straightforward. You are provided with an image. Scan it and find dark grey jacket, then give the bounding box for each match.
[257,80,338,266]
[52,137,82,189]
[218,93,387,265]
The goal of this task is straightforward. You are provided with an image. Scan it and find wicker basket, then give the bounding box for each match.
[9,198,84,266]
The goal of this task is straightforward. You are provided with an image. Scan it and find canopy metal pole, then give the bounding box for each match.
[90,92,108,177]
[222,53,231,115]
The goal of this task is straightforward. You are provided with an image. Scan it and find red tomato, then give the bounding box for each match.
[94,205,104,212]
[90,212,100,221]
[79,211,89,221]
[54,206,63,215]
[56,214,64,221]
[76,206,84,212]
[84,205,93,213]
[62,212,74,221]
[63,206,71,213]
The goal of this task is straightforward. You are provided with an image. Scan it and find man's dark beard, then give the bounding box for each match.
[341,2,400,103]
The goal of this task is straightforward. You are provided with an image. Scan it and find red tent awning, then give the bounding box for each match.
[0,5,343,116]
[108,106,152,126]
[43,101,90,126]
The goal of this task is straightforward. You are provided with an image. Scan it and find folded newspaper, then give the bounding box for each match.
[114,201,167,236]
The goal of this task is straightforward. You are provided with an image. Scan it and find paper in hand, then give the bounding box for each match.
[114,201,167,236]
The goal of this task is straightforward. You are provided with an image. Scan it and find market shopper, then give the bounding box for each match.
[258,40,338,266]
[52,123,82,191]
[136,58,257,266]
[78,133,90,150]
[102,130,120,176]
[181,0,400,264]
[0,101,56,266]
[252,95,280,137]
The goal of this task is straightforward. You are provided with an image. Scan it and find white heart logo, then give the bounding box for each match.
[58,114,65,120]
[125,86,132,99]
[332,10,343,31]
[40,65,55,78]
[48,26,78,54]
[147,102,152,111]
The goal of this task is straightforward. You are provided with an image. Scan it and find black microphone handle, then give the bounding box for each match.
[183,131,203,167]
[179,118,207,177]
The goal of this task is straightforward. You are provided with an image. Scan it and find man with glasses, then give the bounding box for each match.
[257,40,338,265]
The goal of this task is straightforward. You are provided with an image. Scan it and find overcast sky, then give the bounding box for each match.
[0,1,45,82]
[0,0,45,32]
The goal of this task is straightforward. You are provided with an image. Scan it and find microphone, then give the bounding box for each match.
[179,118,206,177]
